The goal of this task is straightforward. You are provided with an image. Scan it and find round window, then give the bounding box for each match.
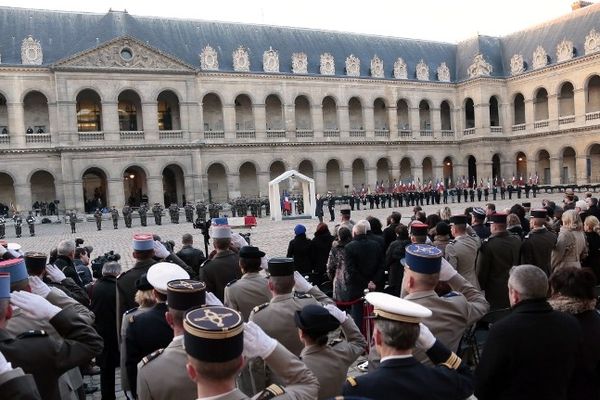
[120,48,133,61]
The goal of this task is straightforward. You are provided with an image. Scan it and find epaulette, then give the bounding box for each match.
[294,292,313,299]
[330,338,344,346]
[255,384,286,400]
[124,307,139,315]
[141,348,164,366]
[226,279,238,287]
[442,291,461,298]
[117,269,131,279]
[17,330,47,339]
[252,302,270,314]
[346,376,358,387]
[448,239,456,244]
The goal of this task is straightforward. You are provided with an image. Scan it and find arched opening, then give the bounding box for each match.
[534,88,549,121]
[537,150,551,184]
[269,160,286,181]
[162,164,185,206]
[376,158,390,184]
[513,93,526,125]
[422,157,433,183]
[76,89,102,132]
[558,82,575,117]
[123,166,148,207]
[492,154,501,181]
[443,157,454,186]
[400,158,412,182]
[464,98,475,129]
[348,97,364,130]
[322,96,338,130]
[202,93,224,132]
[516,152,528,181]
[265,94,284,131]
[467,156,477,186]
[561,147,576,184]
[239,162,258,197]
[589,144,600,183]
[397,99,410,130]
[0,173,15,213]
[440,101,452,130]
[207,163,228,202]
[294,96,312,130]
[0,94,8,134]
[586,75,600,113]
[419,100,431,130]
[235,94,254,131]
[82,168,108,212]
[30,171,56,205]
[352,159,366,188]
[23,91,49,133]
[118,90,143,131]
[373,98,388,130]
[326,159,342,193]
[157,90,181,131]
[298,160,314,178]
[489,96,500,126]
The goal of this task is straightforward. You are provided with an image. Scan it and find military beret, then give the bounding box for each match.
[167,279,206,311]
[267,257,295,277]
[239,246,265,259]
[294,304,340,336]
[135,273,153,291]
[401,244,442,274]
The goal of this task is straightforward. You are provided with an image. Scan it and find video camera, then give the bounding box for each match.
[91,250,121,279]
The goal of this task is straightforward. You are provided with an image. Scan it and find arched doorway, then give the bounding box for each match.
[492,154,501,182]
[30,170,56,204]
[23,91,50,133]
[123,166,148,207]
[589,144,600,183]
[376,158,390,184]
[76,89,102,132]
[348,97,364,131]
[373,98,388,130]
[537,150,551,184]
[467,156,477,186]
[294,96,312,130]
[561,147,576,184]
[298,160,314,178]
[443,157,454,186]
[269,161,286,181]
[265,94,284,131]
[558,82,575,117]
[400,158,412,182]
[352,159,366,188]
[516,152,527,181]
[534,88,549,121]
[202,93,224,132]
[397,99,410,130]
[162,164,185,206]
[465,98,475,128]
[0,173,15,214]
[239,162,258,197]
[118,90,143,131]
[326,159,341,193]
[440,101,452,130]
[157,90,181,131]
[419,100,431,130]
[489,96,500,126]
[82,167,108,212]
[422,157,433,183]
[513,93,525,125]
[235,94,254,131]
[207,163,228,202]
[322,96,338,130]
[586,75,600,113]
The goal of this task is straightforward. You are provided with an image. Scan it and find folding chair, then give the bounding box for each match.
[459,308,511,368]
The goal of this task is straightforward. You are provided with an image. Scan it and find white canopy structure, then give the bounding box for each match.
[268,170,316,221]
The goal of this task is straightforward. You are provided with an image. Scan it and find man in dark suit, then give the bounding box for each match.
[475,265,582,400]
[520,209,557,276]
[200,225,241,302]
[175,233,205,277]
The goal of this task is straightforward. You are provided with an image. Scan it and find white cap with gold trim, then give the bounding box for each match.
[366,292,432,324]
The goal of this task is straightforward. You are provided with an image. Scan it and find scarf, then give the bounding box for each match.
[548,295,597,314]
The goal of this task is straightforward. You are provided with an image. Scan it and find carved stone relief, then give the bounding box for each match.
[532,46,549,69]
[585,29,600,54]
[200,45,218,70]
[510,54,525,75]
[263,47,279,73]
[393,58,407,79]
[345,54,360,76]
[233,46,250,72]
[416,59,429,81]
[320,53,335,75]
[556,39,575,63]
[21,36,43,65]
[437,62,450,82]
[370,55,384,78]
[467,54,493,78]
[291,52,308,74]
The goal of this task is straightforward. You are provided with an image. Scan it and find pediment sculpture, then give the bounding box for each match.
[467,54,492,78]
[320,53,335,75]
[393,58,407,79]
[370,55,384,78]
[437,62,450,82]
[200,45,219,70]
[263,47,279,73]
[21,36,43,65]
[556,39,575,63]
[532,46,548,69]
[292,52,308,74]
[345,54,360,76]
[416,59,429,81]
[233,46,250,72]
[510,54,525,75]
[585,29,600,55]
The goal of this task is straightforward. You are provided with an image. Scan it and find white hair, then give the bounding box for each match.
[57,240,76,256]
[352,221,368,236]
[102,261,122,277]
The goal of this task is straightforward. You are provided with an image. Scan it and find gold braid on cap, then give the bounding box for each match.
[373,308,422,324]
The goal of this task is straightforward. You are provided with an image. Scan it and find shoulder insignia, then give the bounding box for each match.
[448,239,456,244]
[330,338,344,346]
[442,291,461,298]
[252,302,270,314]
[124,307,139,315]
[346,376,358,387]
[226,279,238,287]
[141,348,164,366]
[16,330,47,339]
[129,315,136,324]
[294,292,313,299]
[255,384,286,400]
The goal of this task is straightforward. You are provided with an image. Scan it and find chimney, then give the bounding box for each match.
[572,1,593,11]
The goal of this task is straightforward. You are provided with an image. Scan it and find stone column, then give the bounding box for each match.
[72,177,85,212]
[314,169,327,194]
[228,173,240,199]
[13,182,32,212]
[366,168,377,187]
[338,105,349,139]
[524,99,534,131]
[341,168,353,190]
[102,101,120,142]
[363,106,374,138]
[311,104,323,139]
[222,105,236,140]
[409,107,420,134]
[550,157,561,185]
[500,101,511,132]
[284,104,295,135]
[431,106,441,138]
[257,172,270,197]
[547,94,558,129]
[253,103,266,140]
[478,161,493,182]
[6,102,25,148]
[387,106,398,138]
[147,176,164,205]
[107,178,125,208]
[142,102,159,142]
[576,155,589,185]
[190,149,203,200]
[60,155,75,212]
[475,102,488,135]
[54,100,76,145]
[574,88,586,124]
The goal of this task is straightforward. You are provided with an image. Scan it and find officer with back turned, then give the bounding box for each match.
[152,203,163,225]
[110,206,119,229]
[169,203,179,224]
[138,203,148,227]
[26,211,35,237]
[122,204,133,228]
[68,210,77,234]
[94,208,103,231]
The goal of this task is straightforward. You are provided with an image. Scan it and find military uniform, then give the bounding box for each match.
[13,213,22,238]
[520,226,557,276]
[0,216,5,239]
[224,272,272,321]
[122,205,132,228]
[184,202,194,222]
[120,306,152,393]
[68,211,77,233]
[110,207,119,229]
[138,203,148,226]
[168,203,179,224]
[26,213,35,236]
[152,203,163,225]
[445,233,481,289]
[94,209,102,230]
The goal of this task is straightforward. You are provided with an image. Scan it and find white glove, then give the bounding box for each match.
[7,249,21,259]
[324,303,347,323]
[29,276,51,298]
[45,264,66,283]
[415,322,436,350]
[242,321,277,360]
[293,271,312,292]
[10,291,61,320]
[0,351,11,375]
[438,258,458,281]
[0,246,6,257]
[153,241,170,259]
[204,292,223,306]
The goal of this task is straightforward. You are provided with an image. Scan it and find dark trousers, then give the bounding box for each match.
[99,353,118,400]
[328,208,334,221]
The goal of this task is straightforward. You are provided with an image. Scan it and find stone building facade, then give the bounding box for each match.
[1,4,600,212]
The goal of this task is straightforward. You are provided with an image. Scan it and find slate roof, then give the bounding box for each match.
[0,4,599,82]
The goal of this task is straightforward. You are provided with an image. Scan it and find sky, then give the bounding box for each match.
[0,0,584,43]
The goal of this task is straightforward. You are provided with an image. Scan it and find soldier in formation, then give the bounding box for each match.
[110,206,119,229]
[13,212,22,238]
[184,202,194,222]
[94,208,103,230]
[138,203,148,227]
[68,210,77,233]
[168,203,179,224]
[152,203,163,225]
[26,211,35,237]
[194,201,206,222]
[122,204,133,228]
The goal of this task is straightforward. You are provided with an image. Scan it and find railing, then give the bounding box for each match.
[534,120,549,129]
[78,131,104,141]
[374,129,390,138]
[585,111,600,121]
[266,130,286,138]
[398,129,412,138]
[236,130,256,139]
[349,129,366,137]
[420,129,433,137]
[204,130,225,139]
[25,133,51,143]
[558,116,575,125]
[120,131,145,140]
[512,123,526,132]
[441,130,454,137]
[0,134,9,144]
[323,129,340,138]
[463,128,475,135]
[159,130,183,139]
[295,129,314,138]
[490,126,503,133]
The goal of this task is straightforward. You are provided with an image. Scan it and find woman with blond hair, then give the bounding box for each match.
[439,206,452,223]
[582,215,600,281]
[551,209,588,271]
